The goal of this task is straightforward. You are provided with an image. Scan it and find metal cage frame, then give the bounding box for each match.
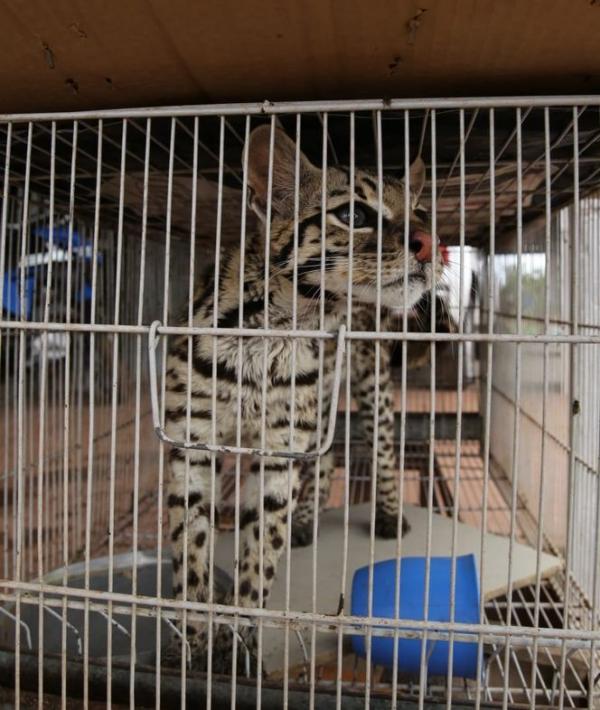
[1,96,600,709]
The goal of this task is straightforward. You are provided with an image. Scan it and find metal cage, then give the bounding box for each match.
[1,97,600,709]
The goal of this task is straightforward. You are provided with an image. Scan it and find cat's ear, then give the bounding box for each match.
[407,156,426,204]
[245,125,318,220]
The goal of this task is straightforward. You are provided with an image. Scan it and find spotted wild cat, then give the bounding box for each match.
[164,125,445,672]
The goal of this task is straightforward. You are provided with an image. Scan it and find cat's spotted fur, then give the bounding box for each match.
[164,125,444,672]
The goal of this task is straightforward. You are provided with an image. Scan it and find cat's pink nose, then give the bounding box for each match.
[409,230,433,262]
[409,230,449,265]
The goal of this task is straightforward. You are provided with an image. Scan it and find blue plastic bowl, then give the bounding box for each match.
[351,554,481,679]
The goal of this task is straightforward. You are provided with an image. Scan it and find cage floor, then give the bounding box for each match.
[4,436,594,708]
[1,389,597,707]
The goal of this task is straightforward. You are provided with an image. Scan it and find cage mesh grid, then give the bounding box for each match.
[0,98,599,709]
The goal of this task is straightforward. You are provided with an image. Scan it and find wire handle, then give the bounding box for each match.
[148,320,346,460]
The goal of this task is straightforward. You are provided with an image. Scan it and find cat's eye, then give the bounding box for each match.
[414,207,428,223]
[334,203,368,228]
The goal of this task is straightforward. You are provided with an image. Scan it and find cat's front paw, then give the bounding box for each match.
[374,508,410,539]
[211,625,259,677]
[162,637,186,668]
[163,629,259,677]
[291,520,314,548]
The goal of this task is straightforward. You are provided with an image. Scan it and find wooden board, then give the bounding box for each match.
[213,503,562,675]
[3,1,600,113]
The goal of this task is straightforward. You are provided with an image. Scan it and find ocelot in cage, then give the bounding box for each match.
[163,125,447,672]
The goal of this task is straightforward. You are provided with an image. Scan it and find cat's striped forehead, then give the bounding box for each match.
[324,167,421,217]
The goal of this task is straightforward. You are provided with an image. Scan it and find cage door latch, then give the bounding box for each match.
[147,320,346,461]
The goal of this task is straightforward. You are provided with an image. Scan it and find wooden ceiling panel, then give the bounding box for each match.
[1,0,600,113]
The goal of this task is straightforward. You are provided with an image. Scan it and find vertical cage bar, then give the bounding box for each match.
[129,115,151,710]
[529,105,553,710]
[34,120,56,710]
[281,113,302,710]
[156,116,176,708]
[390,108,412,709]
[306,110,329,710]
[14,121,33,710]
[230,114,251,707]
[255,114,276,710]
[559,104,581,710]
[105,118,127,709]
[418,108,438,710]
[178,114,199,709]
[206,115,225,708]
[60,118,78,709]
[363,108,384,709]
[0,123,12,602]
[83,118,102,708]
[502,107,524,710]
[0,123,11,363]
[588,143,600,709]
[336,110,356,710]
[589,363,600,710]
[475,106,496,710]
[446,106,467,710]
